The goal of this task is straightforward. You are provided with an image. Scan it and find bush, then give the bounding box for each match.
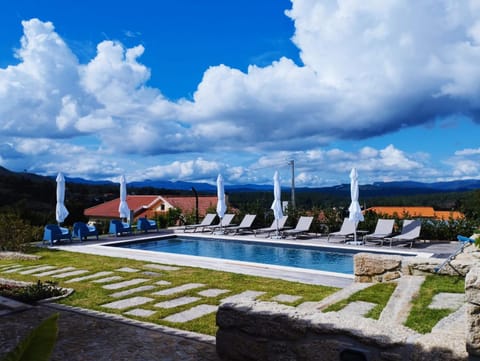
[0,280,66,304]
[0,212,39,252]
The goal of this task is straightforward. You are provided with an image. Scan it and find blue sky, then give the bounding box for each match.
[1,0,480,188]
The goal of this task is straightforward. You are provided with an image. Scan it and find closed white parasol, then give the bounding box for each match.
[55,172,69,224]
[270,171,283,238]
[118,175,130,221]
[348,167,364,244]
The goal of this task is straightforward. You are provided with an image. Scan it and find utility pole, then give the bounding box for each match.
[288,159,295,209]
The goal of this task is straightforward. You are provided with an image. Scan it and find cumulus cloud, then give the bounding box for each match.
[1,1,479,184]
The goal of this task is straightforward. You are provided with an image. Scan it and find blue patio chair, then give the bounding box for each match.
[109,219,132,237]
[43,224,72,246]
[73,222,99,241]
[136,217,158,233]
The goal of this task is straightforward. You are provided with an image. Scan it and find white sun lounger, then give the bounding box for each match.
[206,214,235,233]
[382,219,421,248]
[254,216,289,237]
[183,213,216,233]
[327,218,356,242]
[282,216,313,239]
[225,214,257,234]
[363,219,395,245]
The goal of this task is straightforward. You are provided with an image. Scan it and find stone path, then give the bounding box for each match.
[0,262,304,329]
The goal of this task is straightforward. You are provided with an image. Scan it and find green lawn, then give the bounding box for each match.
[405,274,465,334]
[0,249,338,335]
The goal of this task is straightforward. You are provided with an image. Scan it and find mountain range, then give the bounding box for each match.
[1,166,480,195]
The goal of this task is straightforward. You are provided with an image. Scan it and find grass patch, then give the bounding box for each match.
[0,249,338,336]
[405,274,464,334]
[323,282,397,319]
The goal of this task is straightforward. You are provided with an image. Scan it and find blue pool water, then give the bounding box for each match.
[111,236,357,274]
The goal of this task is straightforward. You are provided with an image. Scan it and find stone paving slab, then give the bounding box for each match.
[115,267,140,273]
[34,267,76,277]
[102,278,149,290]
[144,264,180,271]
[2,265,40,274]
[163,304,218,323]
[0,264,21,271]
[431,304,467,334]
[110,285,156,298]
[336,301,376,317]
[152,283,205,296]
[124,308,157,317]
[198,289,230,298]
[92,276,123,284]
[379,276,425,325]
[52,270,89,279]
[142,271,162,277]
[102,296,154,310]
[65,271,114,283]
[221,291,266,303]
[299,282,372,312]
[429,292,465,310]
[155,280,172,286]
[271,294,302,303]
[155,296,201,309]
[19,265,55,275]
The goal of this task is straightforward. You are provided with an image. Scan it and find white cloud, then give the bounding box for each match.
[1,1,480,185]
[455,148,480,156]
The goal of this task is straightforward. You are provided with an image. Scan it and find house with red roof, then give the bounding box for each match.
[84,195,218,221]
[364,206,464,220]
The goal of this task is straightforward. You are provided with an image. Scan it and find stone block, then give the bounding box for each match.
[466,267,480,305]
[354,253,402,282]
[466,303,480,356]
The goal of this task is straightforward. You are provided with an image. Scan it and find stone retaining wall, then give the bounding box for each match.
[216,301,466,361]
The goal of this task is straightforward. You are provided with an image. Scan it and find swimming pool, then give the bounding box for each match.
[110,236,357,274]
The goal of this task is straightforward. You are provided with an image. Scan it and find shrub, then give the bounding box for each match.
[0,212,38,252]
[0,280,66,304]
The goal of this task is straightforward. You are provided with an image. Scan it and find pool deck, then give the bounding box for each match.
[51,228,460,288]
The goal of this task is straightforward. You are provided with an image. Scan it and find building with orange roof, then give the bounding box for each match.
[84,195,218,221]
[364,206,464,220]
